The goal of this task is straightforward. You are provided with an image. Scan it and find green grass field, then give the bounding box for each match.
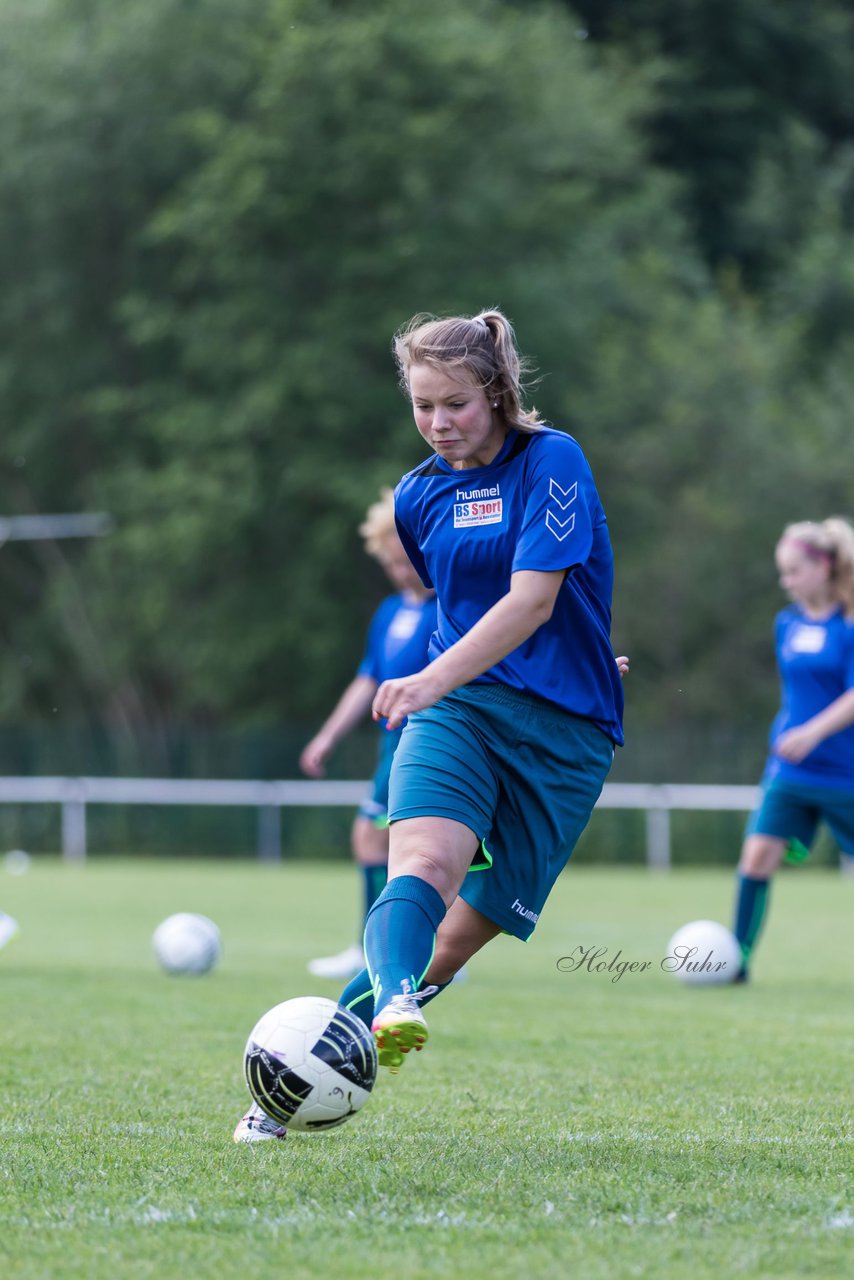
[0,859,851,1280]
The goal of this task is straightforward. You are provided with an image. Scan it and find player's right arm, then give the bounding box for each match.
[373,568,566,730]
[299,674,378,777]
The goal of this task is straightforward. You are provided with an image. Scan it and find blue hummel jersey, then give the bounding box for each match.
[393,427,624,745]
[358,593,438,687]
[764,605,854,788]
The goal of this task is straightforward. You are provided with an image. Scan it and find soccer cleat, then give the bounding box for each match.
[307,943,365,980]
[0,913,19,951]
[233,1102,288,1143]
[371,987,437,1073]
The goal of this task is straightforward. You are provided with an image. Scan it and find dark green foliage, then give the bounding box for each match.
[567,0,854,280]
[1,0,853,755]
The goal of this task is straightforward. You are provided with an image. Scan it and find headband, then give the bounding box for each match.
[783,536,834,563]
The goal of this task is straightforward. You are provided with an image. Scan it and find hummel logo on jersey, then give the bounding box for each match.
[454,483,503,528]
[546,510,575,541]
[546,478,577,541]
[548,479,577,509]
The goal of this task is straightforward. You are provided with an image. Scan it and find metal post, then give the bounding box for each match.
[61,799,88,862]
[645,806,671,871]
[256,805,282,862]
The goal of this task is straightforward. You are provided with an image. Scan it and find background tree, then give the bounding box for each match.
[565,0,854,286]
[1,0,852,773]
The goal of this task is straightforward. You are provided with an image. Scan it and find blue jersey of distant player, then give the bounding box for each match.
[358,592,438,707]
[764,605,854,788]
[393,426,624,745]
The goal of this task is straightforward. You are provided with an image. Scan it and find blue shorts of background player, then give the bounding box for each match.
[357,726,399,828]
[746,778,854,862]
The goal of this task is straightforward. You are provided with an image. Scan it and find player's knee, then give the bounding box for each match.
[739,835,785,877]
[389,846,467,905]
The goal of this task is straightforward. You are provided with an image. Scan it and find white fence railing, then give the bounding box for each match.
[0,776,765,868]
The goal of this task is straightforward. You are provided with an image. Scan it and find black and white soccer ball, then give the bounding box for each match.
[243,996,377,1132]
[152,912,221,975]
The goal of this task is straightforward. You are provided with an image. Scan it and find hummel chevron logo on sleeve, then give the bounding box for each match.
[546,478,577,541]
[548,479,577,509]
[546,510,576,541]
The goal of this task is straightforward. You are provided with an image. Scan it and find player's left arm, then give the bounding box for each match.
[372,568,565,730]
[774,686,854,763]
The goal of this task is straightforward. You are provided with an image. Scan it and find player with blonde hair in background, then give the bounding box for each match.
[732,517,854,981]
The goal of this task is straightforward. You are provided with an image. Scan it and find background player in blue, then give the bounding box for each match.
[732,517,854,981]
[300,488,437,980]
[335,308,626,1073]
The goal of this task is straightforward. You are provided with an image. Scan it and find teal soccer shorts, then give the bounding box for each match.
[387,683,615,940]
[746,777,854,857]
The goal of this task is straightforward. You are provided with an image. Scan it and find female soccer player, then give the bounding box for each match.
[300,489,437,980]
[338,308,625,1070]
[234,308,627,1140]
[732,517,854,980]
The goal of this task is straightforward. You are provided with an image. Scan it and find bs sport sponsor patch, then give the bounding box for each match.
[453,484,503,528]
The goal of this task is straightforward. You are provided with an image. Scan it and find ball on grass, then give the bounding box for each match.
[665,919,741,985]
[5,849,31,876]
[152,912,221,975]
[243,996,377,1132]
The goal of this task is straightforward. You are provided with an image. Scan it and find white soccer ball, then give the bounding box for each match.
[664,919,742,985]
[152,912,221,975]
[4,849,31,876]
[243,996,377,1132]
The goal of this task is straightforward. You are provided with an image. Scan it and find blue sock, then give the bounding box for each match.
[340,966,450,1030]
[340,968,376,1029]
[733,874,770,973]
[364,875,447,1017]
[361,862,388,927]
